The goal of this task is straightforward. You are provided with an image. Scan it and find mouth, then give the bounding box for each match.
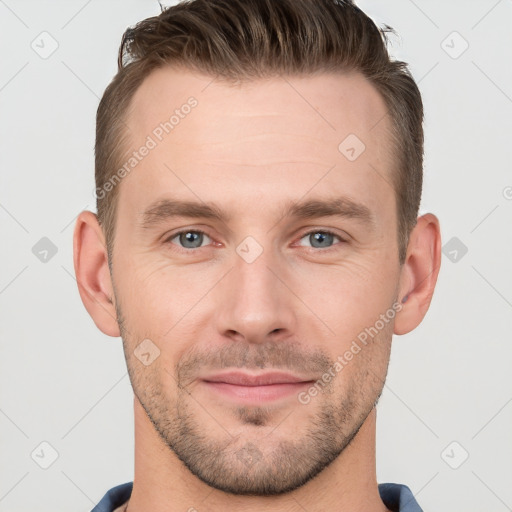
[200,371,315,403]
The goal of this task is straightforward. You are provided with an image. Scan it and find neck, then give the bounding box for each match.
[126,397,388,512]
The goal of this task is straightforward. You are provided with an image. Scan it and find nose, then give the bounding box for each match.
[213,244,298,345]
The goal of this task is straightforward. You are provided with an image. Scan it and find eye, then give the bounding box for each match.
[163,228,345,252]
[166,230,212,249]
[297,230,344,249]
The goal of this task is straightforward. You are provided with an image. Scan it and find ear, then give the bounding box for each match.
[73,210,120,337]
[394,213,441,335]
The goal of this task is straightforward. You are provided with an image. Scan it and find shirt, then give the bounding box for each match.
[91,481,423,511]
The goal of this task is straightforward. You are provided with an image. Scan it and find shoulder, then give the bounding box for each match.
[378,482,423,512]
[91,481,133,512]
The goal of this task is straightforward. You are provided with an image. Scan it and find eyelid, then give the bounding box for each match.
[162,227,349,252]
[294,228,348,249]
[163,228,214,250]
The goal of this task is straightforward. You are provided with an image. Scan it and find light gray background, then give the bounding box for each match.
[1,1,511,511]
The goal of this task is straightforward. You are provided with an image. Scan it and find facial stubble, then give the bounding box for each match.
[115,300,391,496]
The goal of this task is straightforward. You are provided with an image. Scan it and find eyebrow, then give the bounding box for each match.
[139,196,375,230]
[140,199,230,229]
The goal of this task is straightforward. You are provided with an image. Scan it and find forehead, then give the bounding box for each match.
[127,65,390,150]
[118,66,395,225]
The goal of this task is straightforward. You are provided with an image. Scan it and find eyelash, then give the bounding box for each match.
[163,228,347,253]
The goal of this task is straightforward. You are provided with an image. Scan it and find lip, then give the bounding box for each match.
[200,371,315,403]
[202,371,312,386]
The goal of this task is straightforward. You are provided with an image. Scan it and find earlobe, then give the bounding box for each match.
[394,213,442,336]
[73,210,121,337]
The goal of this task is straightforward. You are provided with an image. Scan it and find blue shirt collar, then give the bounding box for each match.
[91,481,423,512]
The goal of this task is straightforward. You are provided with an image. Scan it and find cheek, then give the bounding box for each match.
[118,257,185,312]
[115,257,219,354]
[325,316,393,404]
[288,256,399,346]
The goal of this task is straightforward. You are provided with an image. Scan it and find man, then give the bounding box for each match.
[73,0,441,510]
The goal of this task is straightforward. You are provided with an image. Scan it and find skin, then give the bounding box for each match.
[74,67,441,512]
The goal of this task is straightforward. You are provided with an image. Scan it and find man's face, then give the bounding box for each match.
[111,67,402,495]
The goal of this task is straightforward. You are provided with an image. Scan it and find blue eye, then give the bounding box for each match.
[298,230,343,249]
[168,230,211,249]
[164,229,344,253]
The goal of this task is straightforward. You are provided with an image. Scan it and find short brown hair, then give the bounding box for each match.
[95,0,423,265]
